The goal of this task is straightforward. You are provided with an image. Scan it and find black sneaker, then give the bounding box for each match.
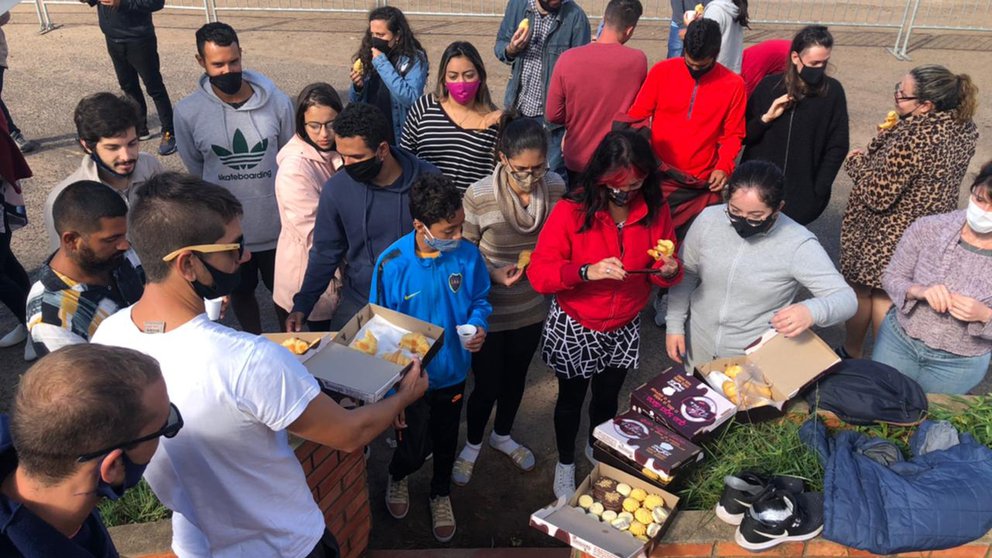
[735,491,824,551]
[138,128,153,141]
[10,131,39,153]
[715,471,805,525]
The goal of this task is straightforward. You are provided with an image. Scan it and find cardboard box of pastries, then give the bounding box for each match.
[262,332,331,364]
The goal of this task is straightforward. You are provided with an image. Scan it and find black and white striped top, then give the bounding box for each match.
[400,93,499,192]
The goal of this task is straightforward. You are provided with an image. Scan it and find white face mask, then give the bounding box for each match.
[966,199,992,234]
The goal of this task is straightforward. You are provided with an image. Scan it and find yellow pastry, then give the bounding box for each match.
[516,250,532,270]
[352,59,363,74]
[635,534,650,542]
[878,110,899,130]
[629,521,647,537]
[589,502,604,516]
[622,497,640,513]
[634,507,653,525]
[694,3,704,15]
[618,511,634,522]
[517,18,530,32]
[616,483,632,497]
[601,510,618,523]
[578,494,594,509]
[724,364,743,379]
[630,487,647,502]
[642,494,664,511]
[352,329,378,355]
[399,332,431,357]
[656,239,675,257]
[641,468,661,481]
[383,350,412,367]
[280,337,310,355]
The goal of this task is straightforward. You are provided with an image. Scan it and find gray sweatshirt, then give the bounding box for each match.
[703,0,743,73]
[174,70,295,252]
[666,205,856,369]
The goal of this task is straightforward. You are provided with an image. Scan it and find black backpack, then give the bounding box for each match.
[804,359,928,426]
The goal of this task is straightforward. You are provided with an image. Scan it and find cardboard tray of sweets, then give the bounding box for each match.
[531,463,680,558]
[296,304,445,403]
[592,410,703,482]
[262,332,331,364]
[694,329,841,422]
[592,441,676,489]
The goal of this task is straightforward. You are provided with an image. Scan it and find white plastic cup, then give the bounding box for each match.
[456,324,477,349]
[204,297,223,321]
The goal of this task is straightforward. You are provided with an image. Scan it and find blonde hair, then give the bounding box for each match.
[910,64,978,124]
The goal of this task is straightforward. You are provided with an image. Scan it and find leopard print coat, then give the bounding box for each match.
[840,110,978,289]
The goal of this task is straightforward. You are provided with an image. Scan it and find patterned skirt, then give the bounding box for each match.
[540,297,640,380]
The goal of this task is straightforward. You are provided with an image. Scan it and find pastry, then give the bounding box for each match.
[629,487,647,502]
[587,511,601,521]
[517,18,529,32]
[516,250,532,270]
[878,110,899,130]
[641,468,661,481]
[589,502,604,517]
[610,516,631,531]
[352,59,363,74]
[723,380,739,405]
[647,522,661,538]
[383,350,412,367]
[399,332,431,357]
[651,506,670,524]
[618,511,634,523]
[577,494,594,509]
[642,494,664,511]
[635,534,650,542]
[629,521,648,537]
[280,337,311,355]
[601,510,618,522]
[602,491,623,512]
[724,364,742,379]
[622,497,640,513]
[593,477,618,500]
[616,483,632,497]
[647,239,675,260]
[634,507,653,526]
[352,329,378,355]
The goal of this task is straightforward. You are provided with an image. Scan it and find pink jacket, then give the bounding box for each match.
[274,134,343,320]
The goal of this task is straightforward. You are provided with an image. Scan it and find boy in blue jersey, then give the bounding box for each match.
[371,174,491,543]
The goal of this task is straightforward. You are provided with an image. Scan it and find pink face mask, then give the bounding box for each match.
[445,80,481,105]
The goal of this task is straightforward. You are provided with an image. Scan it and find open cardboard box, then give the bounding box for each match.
[695,329,840,421]
[262,332,332,364]
[530,463,679,558]
[302,304,445,403]
[591,441,673,489]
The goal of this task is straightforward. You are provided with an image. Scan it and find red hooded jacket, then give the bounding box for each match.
[527,194,683,332]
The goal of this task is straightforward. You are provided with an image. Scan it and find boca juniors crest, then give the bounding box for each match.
[448,273,462,293]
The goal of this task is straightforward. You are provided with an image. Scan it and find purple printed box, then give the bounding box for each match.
[630,366,736,441]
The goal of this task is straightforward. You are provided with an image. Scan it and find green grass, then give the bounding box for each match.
[97,479,171,527]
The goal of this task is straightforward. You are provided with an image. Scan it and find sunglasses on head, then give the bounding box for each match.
[77,403,184,463]
[162,236,245,263]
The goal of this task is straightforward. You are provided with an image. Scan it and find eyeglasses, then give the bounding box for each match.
[726,208,771,227]
[893,83,917,103]
[506,162,549,181]
[77,403,184,463]
[162,236,245,262]
[304,121,335,133]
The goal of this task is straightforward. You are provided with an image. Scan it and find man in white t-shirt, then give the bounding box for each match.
[92,171,428,558]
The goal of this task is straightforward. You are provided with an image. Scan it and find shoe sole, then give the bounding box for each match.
[433,527,455,543]
[385,488,409,520]
[733,524,823,551]
[715,503,744,526]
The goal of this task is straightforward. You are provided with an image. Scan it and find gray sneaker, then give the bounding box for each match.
[10,131,39,153]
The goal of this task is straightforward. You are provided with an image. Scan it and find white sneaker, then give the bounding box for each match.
[553,462,576,499]
[429,495,456,542]
[23,340,36,362]
[385,476,409,519]
[0,324,26,347]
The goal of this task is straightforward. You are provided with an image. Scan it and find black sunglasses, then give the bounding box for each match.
[77,403,184,463]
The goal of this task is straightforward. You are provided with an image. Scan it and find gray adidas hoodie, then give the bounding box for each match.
[174,69,295,252]
[704,0,743,73]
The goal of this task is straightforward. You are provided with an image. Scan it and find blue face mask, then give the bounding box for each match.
[424,228,460,252]
[96,452,148,501]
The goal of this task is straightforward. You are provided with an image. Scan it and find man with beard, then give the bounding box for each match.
[27,181,143,356]
[43,93,162,253]
[495,0,589,183]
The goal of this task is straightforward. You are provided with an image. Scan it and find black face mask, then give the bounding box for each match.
[686,61,714,81]
[370,37,392,55]
[798,64,826,86]
[209,72,243,96]
[538,0,561,13]
[344,155,384,184]
[607,188,639,206]
[728,212,777,239]
[191,256,242,300]
[96,453,148,501]
[89,150,134,179]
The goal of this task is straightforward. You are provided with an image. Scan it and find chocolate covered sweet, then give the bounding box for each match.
[592,476,618,500]
[602,491,623,512]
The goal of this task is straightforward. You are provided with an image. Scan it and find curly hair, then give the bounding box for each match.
[683,18,722,61]
[332,102,390,150]
[410,174,462,226]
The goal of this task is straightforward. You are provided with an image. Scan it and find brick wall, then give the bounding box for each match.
[296,440,371,558]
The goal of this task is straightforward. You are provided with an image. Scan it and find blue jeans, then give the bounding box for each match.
[667,20,684,59]
[872,309,990,394]
[547,124,566,186]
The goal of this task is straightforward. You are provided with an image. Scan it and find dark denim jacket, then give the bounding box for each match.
[494,0,590,114]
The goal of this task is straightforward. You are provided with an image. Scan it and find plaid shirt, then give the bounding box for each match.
[515,0,556,117]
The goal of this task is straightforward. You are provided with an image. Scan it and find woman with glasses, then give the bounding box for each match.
[528,130,682,498]
[839,64,979,358]
[741,25,848,225]
[400,41,501,193]
[874,161,992,394]
[274,83,344,331]
[666,160,855,370]
[452,115,565,486]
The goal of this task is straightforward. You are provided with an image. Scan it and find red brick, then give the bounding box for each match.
[804,541,850,556]
[295,440,317,461]
[311,445,339,468]
[317,478,345,513]
[893,553,930,557]
[846,550,884,557]
[649,543,714,557]
[342,484,369,520]
[341,457,366,488]
[930,547,991,558]
[299,455,315,475]
[335,515,371,553]
[308,454,341,494]
[714,541,805,556]
[328,513,348,538]
[316,469,345,502]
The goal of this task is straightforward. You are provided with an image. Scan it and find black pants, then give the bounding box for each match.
[0,67,20,135]
[465,322,542,445]
[303,529,340,558]
[389,381,465,497]
[105,35,174,134]
[0,222,29,324]
[234,248,276,295]
[554,366,628,465]
[274,304,331,333]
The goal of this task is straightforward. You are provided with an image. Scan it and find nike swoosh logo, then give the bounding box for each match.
[404,291,421,301]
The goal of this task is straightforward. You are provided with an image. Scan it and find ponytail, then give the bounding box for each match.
[956,73,978,124]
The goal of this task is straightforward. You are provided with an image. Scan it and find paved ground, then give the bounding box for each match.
[0,5,990,550]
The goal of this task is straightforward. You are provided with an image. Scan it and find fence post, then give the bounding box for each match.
[203,0,216,22]
[887,0,915,60]
[896,0,922,60]
[33,0,57,34]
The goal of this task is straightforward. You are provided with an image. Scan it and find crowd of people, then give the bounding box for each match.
[0,0,987,555]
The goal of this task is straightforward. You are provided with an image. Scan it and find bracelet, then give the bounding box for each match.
[660,260,680,279]
[579,264,590,281]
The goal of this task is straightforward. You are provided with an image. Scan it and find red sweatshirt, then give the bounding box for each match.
[626,58,746,181]
[741,39,791,97]
[527,194,683,332]
[546,42,648,173]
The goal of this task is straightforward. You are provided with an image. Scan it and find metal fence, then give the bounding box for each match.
[21,0,992,59]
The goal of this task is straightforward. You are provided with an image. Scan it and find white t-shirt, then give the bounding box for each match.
[92,309,324,558]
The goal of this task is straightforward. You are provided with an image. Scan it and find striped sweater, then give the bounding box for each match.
[400,93,499,192]
[463,168,566,332]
